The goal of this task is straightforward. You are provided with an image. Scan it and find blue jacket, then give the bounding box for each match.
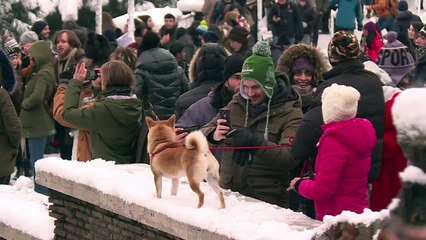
[330,0,363,30]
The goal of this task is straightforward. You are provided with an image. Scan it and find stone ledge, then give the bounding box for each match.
[36,170,229,240]
[0,221,43,240]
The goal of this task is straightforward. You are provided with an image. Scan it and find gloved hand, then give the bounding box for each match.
[231,128,264,166]
[302,22,308,28]
[59,68,74,85]
[231,128,263,147]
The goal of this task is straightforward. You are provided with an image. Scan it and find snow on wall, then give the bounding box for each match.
[392,88,426,139]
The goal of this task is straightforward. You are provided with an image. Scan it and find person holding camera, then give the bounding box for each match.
[201,41,303,208]
[53,32,112,161]
[62,61,141,164]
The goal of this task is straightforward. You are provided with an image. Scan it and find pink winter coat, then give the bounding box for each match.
[298,118,376,221]
[364,31,384,63]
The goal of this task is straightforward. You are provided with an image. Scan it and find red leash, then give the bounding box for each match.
[210,144,292,151]
[150,143,292,158]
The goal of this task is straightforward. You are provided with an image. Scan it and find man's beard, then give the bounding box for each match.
[58,48,71,59]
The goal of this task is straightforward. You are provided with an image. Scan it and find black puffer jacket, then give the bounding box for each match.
[135,48,189,120]
[291,59,385,182]
[267,2,304,41]
[392,10,422,37]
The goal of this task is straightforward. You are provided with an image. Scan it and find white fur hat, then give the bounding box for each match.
[322,84,360,124]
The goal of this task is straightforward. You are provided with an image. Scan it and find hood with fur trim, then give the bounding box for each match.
[276,44,330,87]
[0,49,16,94]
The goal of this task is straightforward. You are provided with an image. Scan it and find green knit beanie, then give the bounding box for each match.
[241,41,275,98]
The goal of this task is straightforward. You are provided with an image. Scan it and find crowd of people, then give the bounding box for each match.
[0,0,425,222]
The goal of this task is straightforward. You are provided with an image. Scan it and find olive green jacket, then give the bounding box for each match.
[20,41,56,138]
[0,88,22,177]
[62,80,142,164]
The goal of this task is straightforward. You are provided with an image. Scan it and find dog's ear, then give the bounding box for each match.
[166,115,176,127]
[145,117,155,128]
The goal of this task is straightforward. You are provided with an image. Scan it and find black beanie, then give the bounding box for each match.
[139,31,160,53]
[222,54,245,82]
[398,0,408,11]
[31,21,48,35]
[169,41,185,56]
[228,26,249,44]
[85,32,112,65]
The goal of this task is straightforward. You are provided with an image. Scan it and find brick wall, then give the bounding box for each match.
[48,190,181,240]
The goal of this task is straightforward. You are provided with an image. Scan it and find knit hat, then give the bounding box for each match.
[292,58,313,73]
[196,20,208,34]
[0,49,17,94]
[31,20,48,35]
[85,32,112,65]
[19,31,39,45]
[223,54,245,82]
[240,41,275,140]
[420,25,426,37]
[3,37,21,57]
[322,84,360,124]
[398,0,409,11]
[169,41,185,56]
[241,41,275,98]
[139,31,160,53]
[202,31,219,43]
[376,31,415,85]
[228,26,249,44]
[328,31,360,65]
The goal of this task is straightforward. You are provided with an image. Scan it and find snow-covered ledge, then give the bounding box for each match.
[27,158,392,239]
[35,158,323,239]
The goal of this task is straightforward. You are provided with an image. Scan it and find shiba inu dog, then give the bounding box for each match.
[145,115,226,209]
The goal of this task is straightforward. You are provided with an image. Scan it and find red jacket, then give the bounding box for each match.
[298,118,376,220]
[370,92,407,211]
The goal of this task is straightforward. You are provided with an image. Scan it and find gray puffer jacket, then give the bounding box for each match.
[135,48,189,120]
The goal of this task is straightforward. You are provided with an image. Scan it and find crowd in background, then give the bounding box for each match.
[0,0,426,223]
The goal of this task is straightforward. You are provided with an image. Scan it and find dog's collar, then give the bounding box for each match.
[149,142,183,158]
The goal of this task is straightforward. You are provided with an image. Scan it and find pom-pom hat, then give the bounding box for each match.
[241,40,275,98]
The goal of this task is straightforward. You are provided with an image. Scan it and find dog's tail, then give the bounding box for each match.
[185,131,210,152]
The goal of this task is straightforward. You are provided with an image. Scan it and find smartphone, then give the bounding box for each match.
[175,126,198,135]
[219,108,232,129]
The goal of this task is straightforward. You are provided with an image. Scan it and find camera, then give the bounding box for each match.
[66,64,99,81]
[85,69,99,81]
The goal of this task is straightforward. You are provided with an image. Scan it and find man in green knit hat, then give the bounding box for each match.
[202,41,303,208]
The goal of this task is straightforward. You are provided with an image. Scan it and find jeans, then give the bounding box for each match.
[28,136,49,196]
